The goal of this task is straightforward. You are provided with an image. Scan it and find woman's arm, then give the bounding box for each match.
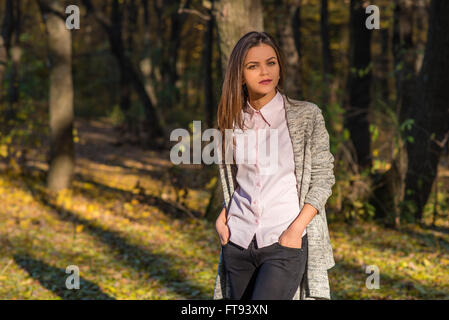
[284,106,335,240]
[303,107,336,215]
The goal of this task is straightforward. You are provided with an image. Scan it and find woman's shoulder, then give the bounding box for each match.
[284,95,322,115]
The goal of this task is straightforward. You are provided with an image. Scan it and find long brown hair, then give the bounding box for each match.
[216,31,292,163]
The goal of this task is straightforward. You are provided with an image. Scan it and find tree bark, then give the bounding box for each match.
[139,0,158,109]
[404,0,449,222]
[0,0,14,106]
[378,27,390,104]
[202,9,215,129]
[320,0,335,107]
[276,0,302,99]
[111,0,132,130]
[344,0,373,170]
[7,0,21,110]
[38,0,75,192]
[213,0,263,75]
[393,0,416,126]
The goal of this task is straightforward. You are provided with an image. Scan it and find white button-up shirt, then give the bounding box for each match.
[226,90,306,249]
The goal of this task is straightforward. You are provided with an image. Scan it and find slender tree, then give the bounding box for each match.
[344,0,373,170]
[0,0,14,106]
[320,0,335,107]
[202,6,215,129]
[7,0,21,110]
[38,0,75,191]
[275,0,302,99]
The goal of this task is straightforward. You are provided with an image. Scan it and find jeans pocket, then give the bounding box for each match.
[276,234,307,251]
[276,241,304,251]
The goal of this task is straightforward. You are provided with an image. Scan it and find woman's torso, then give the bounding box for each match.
[226,90,306,250]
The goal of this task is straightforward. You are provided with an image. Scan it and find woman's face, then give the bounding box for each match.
[242,44,280,98]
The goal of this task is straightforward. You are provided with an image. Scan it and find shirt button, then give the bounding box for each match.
[256,182,261,187]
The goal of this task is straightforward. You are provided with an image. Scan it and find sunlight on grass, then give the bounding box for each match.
[1,157,448,299]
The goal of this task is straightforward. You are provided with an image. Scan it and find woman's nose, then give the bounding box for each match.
[260,66,268,75]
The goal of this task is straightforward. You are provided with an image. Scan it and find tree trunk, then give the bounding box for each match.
[276,0,302,99]
[414,0,428,74]
[111,0,132,130]
[320,0,335,108]
[202,9,215,129]
[38,0,75,192]
[404,0,449,222]
[7,0,21,110]
[0,0,14,106]
[213,0,263,75]
[139,0,158,108]
[292,0,302,61]
[344,0,373,170]
[393,0,416,126]
[371,0,418,225]
[378,27,390,104]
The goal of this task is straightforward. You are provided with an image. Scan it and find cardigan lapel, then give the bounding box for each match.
[283,95,307,205]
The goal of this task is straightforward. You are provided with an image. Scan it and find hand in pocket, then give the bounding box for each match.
[278,228,303,249]
[215,217,230,245]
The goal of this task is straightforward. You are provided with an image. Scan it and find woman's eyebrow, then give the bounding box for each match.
[245,56,277,66]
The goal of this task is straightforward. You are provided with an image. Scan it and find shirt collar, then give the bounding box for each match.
[244,90,283,127]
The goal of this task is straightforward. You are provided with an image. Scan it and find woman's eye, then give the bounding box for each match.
[248,61,275,69]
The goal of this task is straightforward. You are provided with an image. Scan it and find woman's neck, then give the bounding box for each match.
[247,89,277,111]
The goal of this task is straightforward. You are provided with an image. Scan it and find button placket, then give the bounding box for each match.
[253,118,260,211]
[257,116,263,226]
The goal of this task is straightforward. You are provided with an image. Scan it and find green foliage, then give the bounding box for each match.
[423,181,449,223]
[343,200,376,223]
[369,124,379,143]
[330,166,377,224]
[0,98,46,172]
[350,62,373,78]
[107,104,125,126]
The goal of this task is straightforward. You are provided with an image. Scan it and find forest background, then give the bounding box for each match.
[0,0,448,299]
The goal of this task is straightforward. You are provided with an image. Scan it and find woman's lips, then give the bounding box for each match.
[259,79,272,85]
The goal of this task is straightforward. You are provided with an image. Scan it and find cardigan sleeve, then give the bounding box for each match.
[304,107,335,215]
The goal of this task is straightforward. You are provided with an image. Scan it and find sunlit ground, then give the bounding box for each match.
[0,118,448,300]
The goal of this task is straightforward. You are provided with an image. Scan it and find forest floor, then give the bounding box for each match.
[0,117,448,299]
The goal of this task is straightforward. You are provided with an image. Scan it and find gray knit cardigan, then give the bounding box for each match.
[213,94,336,300]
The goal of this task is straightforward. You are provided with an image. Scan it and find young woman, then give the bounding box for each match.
[213,31,336,300]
